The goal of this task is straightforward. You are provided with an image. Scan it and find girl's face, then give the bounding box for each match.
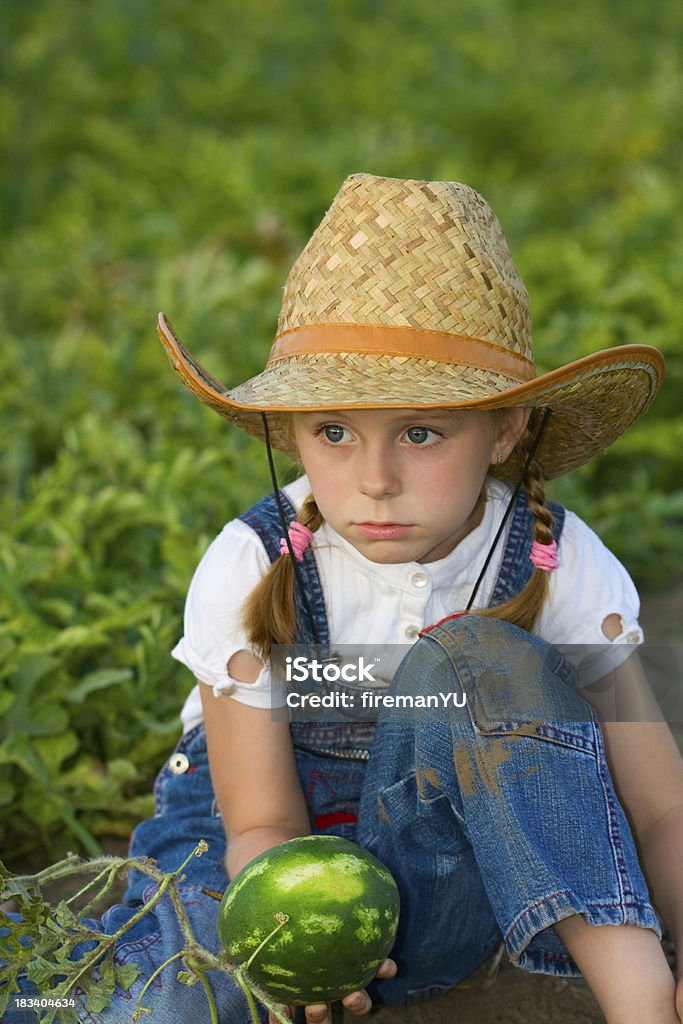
[293,407,528,565]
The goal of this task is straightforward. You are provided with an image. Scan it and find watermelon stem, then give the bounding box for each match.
[243,912,290,973]
[233,965,295,1024]
[193,965,220,1024]
[233,965,263,1024]
[111,841,208,947]
[232,915,293,1024]
[132,951,184,1021]
[65,860,125,916]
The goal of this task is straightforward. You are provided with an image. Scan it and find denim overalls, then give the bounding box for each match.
[8,491,659,1023]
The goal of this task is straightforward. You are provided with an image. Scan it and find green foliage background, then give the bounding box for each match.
[0,0,681,867]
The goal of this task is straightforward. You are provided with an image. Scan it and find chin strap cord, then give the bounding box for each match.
[261,413,320,644]
[465,407,552,611]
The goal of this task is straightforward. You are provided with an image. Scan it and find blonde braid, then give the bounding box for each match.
[241,493,323,659]
[525,449,554,548]
[480,415,553,633]
[298,493,324,534]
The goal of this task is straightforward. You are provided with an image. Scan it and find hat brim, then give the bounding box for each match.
[158,313,664,481]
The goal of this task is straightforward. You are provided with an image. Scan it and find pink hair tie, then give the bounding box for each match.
[530,538,560,572]
[280,521,313,562]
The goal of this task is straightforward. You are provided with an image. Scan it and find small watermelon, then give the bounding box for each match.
[217,835,400,1005]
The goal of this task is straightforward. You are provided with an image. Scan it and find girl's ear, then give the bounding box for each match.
[494,407,532,462]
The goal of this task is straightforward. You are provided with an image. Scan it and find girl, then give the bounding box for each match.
[36,173,683,1024]
[149,173,683,1024]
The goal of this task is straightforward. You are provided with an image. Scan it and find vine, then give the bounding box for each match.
[0,843,292,1024]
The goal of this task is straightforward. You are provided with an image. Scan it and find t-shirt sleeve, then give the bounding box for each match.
[171,519,286,708]
[540,511,643,687]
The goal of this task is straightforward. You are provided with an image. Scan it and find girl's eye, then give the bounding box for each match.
[404,426,440,445]
[321,424,351,444]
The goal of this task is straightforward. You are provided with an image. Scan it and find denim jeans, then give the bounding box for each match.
[5,617,659,1022]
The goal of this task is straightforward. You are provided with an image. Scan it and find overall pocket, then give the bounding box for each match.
[296,749,367,841]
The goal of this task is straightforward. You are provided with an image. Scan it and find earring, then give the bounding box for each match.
[497,452,504,465]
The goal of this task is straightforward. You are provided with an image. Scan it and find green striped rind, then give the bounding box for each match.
[217,835,400,1005]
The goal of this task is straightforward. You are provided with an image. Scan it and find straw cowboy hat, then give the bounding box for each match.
[157,172,664,481]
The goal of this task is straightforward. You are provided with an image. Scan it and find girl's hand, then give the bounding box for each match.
[268,957,397,1023]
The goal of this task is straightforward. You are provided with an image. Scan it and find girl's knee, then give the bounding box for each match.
[402,615,591,731]
[423,613,545,661]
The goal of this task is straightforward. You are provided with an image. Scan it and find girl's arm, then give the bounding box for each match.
[199,657,399,1023]
[199,653,311,880]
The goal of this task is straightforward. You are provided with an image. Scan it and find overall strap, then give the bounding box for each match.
[489,490,566,606]
[238,491,330,645]
[239,492,373,757]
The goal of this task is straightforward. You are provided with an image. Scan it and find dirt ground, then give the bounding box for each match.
[360,585,683,1024]
[366,954,603,1024]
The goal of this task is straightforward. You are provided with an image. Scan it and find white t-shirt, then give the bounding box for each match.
[173,475,643,733]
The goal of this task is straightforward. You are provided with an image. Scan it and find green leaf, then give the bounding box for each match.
[26,953,60,988]
[114,961,140,992]
[0,778,16,806]
[66,667,134,703]
[0,733,50,784]
[32,731,79,771]
[83,981,118,1015]
[53,900,80,929]
[52,627,109,652]
[47,1008,79,1024]
[0,563,33,615]
[8,701,70,737]
[0,634,17,665]
[0,868,43,907]
[82,952,117,1013]
[9,655,61,692]
[0,688,16,716]
[0,912,35,971]
[21,786,66,827]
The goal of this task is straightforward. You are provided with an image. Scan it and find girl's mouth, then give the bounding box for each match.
[355,522,413,540]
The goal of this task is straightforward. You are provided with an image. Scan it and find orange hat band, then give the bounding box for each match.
[268,323,536,383]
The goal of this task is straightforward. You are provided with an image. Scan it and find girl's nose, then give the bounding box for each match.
[358,444,401,499]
